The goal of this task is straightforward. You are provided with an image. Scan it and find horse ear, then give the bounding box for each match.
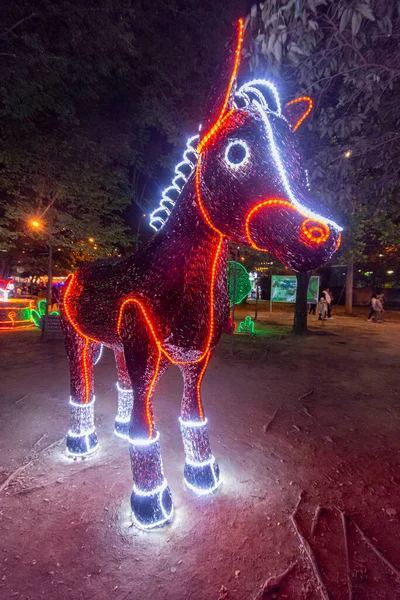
[283,97,313,131]
[199,19,244,144]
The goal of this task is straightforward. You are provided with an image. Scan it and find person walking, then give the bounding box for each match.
[368,293,383,322]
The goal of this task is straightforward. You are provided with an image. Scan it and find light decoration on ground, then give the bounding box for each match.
[0,298,34,329]
[59,18,342,530]
[237,315,255,335]
[227,261,252,305]
[31,299,59,328]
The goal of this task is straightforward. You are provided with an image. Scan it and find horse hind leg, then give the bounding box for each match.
[113,348,133,439]
[62,321,99,456]
[178,353,221,495]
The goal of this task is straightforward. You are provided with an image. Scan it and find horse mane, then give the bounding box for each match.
[149,135,199,232]
[149,80,283,232]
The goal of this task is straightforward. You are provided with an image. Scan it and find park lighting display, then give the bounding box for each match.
[60,19,341,530]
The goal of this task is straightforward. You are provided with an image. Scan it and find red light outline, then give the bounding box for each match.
[197,18,244,153]
[64,236,224,424]
[285,96,313,132]
[245,198,332,251]
[300,218,330,245]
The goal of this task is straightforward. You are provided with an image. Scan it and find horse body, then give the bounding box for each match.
[63,176,230,357]
[61,18,342,529]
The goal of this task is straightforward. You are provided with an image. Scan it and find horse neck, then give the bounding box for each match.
[153,176,228,284]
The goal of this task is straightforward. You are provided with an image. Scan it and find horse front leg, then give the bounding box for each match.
[113,348,133,439]
[61,321,99,456]
[121,305,172,529]
[178,352,221,495]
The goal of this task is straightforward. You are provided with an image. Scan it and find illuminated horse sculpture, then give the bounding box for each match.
[61,19,341,529]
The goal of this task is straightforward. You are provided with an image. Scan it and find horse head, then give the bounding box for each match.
[196,19,342,272]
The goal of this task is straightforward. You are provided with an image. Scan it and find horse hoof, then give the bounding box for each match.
[66,430,99,456]
[114,418,130,440]
[184,456,221,495]
[131,480,173,530]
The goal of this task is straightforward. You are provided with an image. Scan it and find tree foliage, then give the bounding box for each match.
[246,0,400,267]
[0,0,243,276]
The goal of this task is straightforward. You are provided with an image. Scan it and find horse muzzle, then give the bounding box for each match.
[245,199,341,272]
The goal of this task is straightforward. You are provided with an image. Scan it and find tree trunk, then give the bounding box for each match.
[345,256,354,315]
[293,271,311,335]
[42,244,53,337]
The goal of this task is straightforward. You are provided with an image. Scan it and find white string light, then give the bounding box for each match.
[116,382,133,393]
[224,140,250,168]
[149,135,199,231]
[254,101,342,231]
[93,344,103,366]
[128,430,161,446]
[69,396,96,408]
[185,455,215,467]
[132,478,168,497]
[236,79,282,114]
[67,427,95,438]
[131,502,173,531]
[183,456,222,496]
[179,417,208,428]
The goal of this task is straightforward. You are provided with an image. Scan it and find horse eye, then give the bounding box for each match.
[224,140,249,168]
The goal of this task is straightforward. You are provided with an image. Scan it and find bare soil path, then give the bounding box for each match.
[0,305,399,599]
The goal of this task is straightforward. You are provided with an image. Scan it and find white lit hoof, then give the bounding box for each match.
[114,418,130,440]
[130,480,173,530]
[66,430,99,456]
[184,456,221,496]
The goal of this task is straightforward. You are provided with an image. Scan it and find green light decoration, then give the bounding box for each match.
[31,299,59,327]
[227,261,252,305]
[237,315,255,334]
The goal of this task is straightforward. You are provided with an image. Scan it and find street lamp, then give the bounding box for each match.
[31,219,41,228]
[344,149,352,158]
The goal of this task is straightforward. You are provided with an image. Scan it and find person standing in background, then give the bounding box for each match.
[318,294,327,320]
[323,288,333,319]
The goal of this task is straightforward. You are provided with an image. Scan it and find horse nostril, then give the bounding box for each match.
[300,219,330,246]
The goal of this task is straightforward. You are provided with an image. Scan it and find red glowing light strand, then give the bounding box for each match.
[195,352,210,422]
[285,96,313,132]
[82,338,91,404]
[245,199,331,252]
[117,235,224,368]
[7,311,16,326]
[195,157,224,235]
[334,233,342,254]
[64,274,100,344]
[245,199,298,251]
[66,233,223,374]
[197,17,244,153]
[63,275,100,405]
[300,218,330,245]
[145,347,161,438]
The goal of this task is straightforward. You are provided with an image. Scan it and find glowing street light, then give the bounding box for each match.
[344,149,352,159]
[31,219,41,228]
[88,237,95,243]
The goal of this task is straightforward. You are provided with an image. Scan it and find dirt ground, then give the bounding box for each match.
[0,303,399,600]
